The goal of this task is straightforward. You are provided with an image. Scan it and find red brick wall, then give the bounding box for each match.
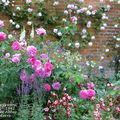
[0,0,120,60]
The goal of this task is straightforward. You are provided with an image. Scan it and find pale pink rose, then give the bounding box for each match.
[12,41,21,51]
[20,70,28,82]
[44,62,53,72]
[12,54,21,63]
[4,53,10,59]
[71,16,77,24]
[87,89,96,98]
[40,54,49,60]
[79,90,88,99]
[87,82,95,89]
[27,46,37,57]
[0,20,4,28]
[45,70,52,77]
[36,27,46,36]
[0,32,7,41]
[35,68,45,78]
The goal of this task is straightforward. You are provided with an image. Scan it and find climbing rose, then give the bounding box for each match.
[12,41,21,51]
[44,83,51,92]
[79,90,88,99]
[0,32,7,41]
[12,54,21,63]
[36,27,46,36]
[87,89,96,98]
[52,82,61,90]
[87,82,95,89]
[0,20,4,28]
[27,46,37,57]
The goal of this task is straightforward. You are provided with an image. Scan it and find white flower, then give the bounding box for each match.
[101,56,104,60]
[16,6,21,11]
[118,0,120,4]
[115,44,119,48]
[100,26,105,30]
[82,28,87,34]
[28,8,33,12]
[53,1,59,6]
[26,0,32,4]
[79,0,84,3]
[68,43,71,46]
[62,18,67,22]
[8,34,13,39]
[88,5,93,10]
[105,48,109,52]
[82,35,86,38]
[53,29,58,33]
[91,36,95,40]
[37,12,42,17]
[16,24,20,29]
[57,32,62,36]
[114,24,118,28]
[27,21,32,26]
[116,38,120,41]
[88,42,93,46]
[75,42,80,48]
[9,19,13,23]
[87,21,91,28]
[86,10,91,15]
[103,23,107,27]
[99,66,103,70]
[64,10,68,15]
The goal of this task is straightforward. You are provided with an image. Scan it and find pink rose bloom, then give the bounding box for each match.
[79,90,88,99]
[44,62,53,72]
[35,68,45,78]
[30,74,35,82]
[36,27,46,36]
[52,82,61,90]
[12,41,21,51]
[20,70,28,82]
[0,20,4,28]
[87,89,96,98]
[12,54,21,63]
[45,70,52,77]
[32,60,42,70]
[44,83,51,92]
[71,16,77,24]
[40,54,49,60]
[27,57,36,65]
[0,32,7,41]
[27,46,37,57]
[87,82,95,89]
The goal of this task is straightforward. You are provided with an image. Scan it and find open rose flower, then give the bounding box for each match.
[87,82,95,89]
[20,70,28,82]
[12,54,21,63]
[44,83,51,92]
[52,82,61,90]
[0,32,7,41]
[87,89,96,98]
[0,20,4,28]
[79,90,88,99]
[27,46,37,57]
[44,62,53,72]
[36,27,46,36]
[12,41,21,51]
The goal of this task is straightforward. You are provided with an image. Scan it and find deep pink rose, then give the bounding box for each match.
[12,41,21,51]
[32,60,42,70]
[79,90,88,99]
[27,46,37,57]
[44,62,53,72]
[12,54,21,63]
[44,83,51,92]
[87,82,95,89]
[27,57,36,65]
[0,32,7,41]
[36,27,46,36]
[87,89,96,98]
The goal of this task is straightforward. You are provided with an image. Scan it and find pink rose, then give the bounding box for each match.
[27,57,36,65]
[35,68,45,78]
[0,20,4,28]
[44,83,51,92]
[87,82,95,89]
[20,70,28,82]
[44,62,53,72]
[30,74,35,82]
[0,32,7,41]
[27,46,37,57]
[87,89,96,98]
[79,90,88,99]
[12,41,21,51]
[12,54,21,63]
[36,27,46,36]
[32,60,42,70]
[71,16,77,24]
